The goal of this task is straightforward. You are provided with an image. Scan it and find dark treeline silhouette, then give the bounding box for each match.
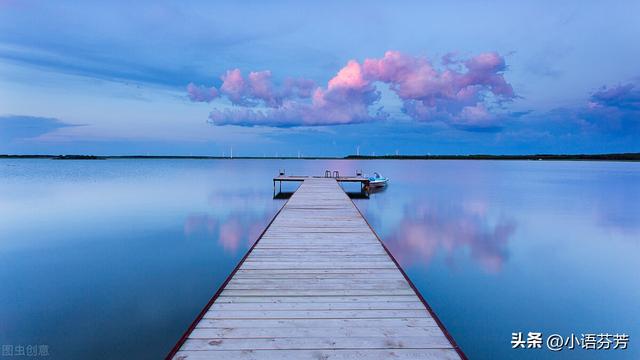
[1,153,639,161]
[344,153,640,161]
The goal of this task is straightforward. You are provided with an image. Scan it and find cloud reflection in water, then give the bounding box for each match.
[381,202,516,274]
[184,190,281,254]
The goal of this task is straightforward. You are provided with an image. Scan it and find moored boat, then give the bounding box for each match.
[368,172,389,188]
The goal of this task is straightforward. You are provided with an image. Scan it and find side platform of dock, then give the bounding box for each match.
[169,177,465,360]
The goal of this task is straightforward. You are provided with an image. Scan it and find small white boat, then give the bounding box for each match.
[368,172,389,188]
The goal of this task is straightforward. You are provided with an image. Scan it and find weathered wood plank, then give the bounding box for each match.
[227,279,409,286]
[209,301,425,311]
[220,289,417,296]
[214,296,422,303]
[245,256,392,261]
[240,262,398,270]
[189,325,445,338]
[180,336,454,351]
[194,318,438,328]
[234,269,403,275]
[173,349,460,360]
[203,309,430,319]
[236,269,401,277]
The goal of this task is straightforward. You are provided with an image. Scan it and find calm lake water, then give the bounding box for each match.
[1,159,638,359]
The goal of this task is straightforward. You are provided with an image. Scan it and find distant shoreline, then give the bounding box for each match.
[1,153,639,161]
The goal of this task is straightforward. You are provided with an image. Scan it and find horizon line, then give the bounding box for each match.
[1,153,639,161]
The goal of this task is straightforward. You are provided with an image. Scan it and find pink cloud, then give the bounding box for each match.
[248,70,276,106]
[188,51,515,129]
[362,51,513,129]
[328,60,369,90]
[186,82,218,102]
[189,69,317,110]
[363,51,440,99]
[209,84,383,127]
[220,68,247,105]
[455,104,503,130]
[208,61,382,126]
[462,52,513,98]
[282,77,316,98]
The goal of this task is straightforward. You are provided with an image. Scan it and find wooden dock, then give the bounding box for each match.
[169,177,465,360]
[273,175,370,198]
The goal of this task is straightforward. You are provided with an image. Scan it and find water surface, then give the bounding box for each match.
[1,159,638,359]
[353,160,640,359]
[0,159,284,359]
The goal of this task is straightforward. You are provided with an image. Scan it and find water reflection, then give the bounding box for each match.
[594,193,640,238]
[2,159,637,360]
[352,160,640,360]
[377,201,516,273]
[368,185,387,194]
[0,159,284,359]
[184,190,280,253]
[184,212,268,253]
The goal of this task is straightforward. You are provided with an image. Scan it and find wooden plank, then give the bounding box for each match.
[195,318,438,328]
[235,270,400,275]
[172,178,461,359]
[173,349,460,360]
[227,279,409,286]
[249,251,388,256]
[245,255,391,260]
[209,301,426,311]
[189,325,445,338]
[180,336,454,351]
[231,274,405,280]
[234,269,403,275]
[240,262,398,270]
[214,296,422,303]
[203,309,430,319]
[222,286,412,292]
[219,289,417,296]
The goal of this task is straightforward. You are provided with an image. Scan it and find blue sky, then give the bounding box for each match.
[0,0,638,156]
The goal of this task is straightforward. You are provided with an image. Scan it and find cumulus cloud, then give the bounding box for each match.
[504,80,640,145]
[187,51,516,129]
[589,82,640,111]
[220,69,247,105]
[191,68,317,110]
[579,81,640,134]
[186,82,218,102]
[363,51,514,130]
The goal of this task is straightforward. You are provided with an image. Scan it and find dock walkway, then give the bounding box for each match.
[170,177,464,359]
